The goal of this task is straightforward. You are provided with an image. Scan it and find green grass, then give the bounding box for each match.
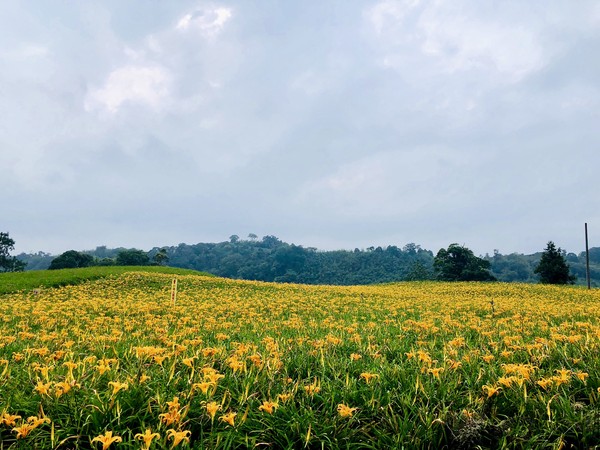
[0,275,599,448]
[0,266,212,294]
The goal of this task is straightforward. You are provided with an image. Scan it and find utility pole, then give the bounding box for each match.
[585,223,591,289]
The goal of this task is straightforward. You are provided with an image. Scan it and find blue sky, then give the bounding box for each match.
[2,1,599,256]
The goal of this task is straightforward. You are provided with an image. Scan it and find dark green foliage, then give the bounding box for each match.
[13,236,600,286]
[433,244,496,282]
[48,250,94,270]
[0,232,26,272]
[15,251,52,270]
[405,260,432,281]
[152,248,169,266]
[159,238,435,285]
[116,249,150,266]
[534,241,576,284]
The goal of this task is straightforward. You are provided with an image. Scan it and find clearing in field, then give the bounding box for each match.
[0,271,599,448]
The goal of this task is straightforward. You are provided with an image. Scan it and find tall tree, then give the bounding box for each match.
[0,232,26,272]
[153,248,169,266]
[49,250,94,270]
[434,244,496,281]
[534,241,576,284]
[116,249,150,266]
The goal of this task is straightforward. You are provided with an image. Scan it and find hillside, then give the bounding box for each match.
[15,237,600,286]
[0,265,210,294]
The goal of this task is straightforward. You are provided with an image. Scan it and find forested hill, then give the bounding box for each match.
[17,236,600,286]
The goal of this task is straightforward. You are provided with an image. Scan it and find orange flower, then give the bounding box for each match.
[34,381,52,396]
[192,382,213,395]
[13,423,35,439]
[108,381,128,396]
[360,372,379,383]
[206,401,220,420]
[482,385,501,398]
[277,393,292,403]
[1,413,22,427]
[135,429,160,450]
[337,404,357,418]
[258,400,278,414]
[220,412,237,427]
[167,429,191,447]
[92,431,122,450]
[427,367,444,379]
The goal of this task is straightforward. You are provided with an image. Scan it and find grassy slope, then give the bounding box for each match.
[0,266,212,294]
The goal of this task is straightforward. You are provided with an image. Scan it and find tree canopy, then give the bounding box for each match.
[13,236,600,286]
[116,249,150,266]
[433,244,496,281]
[534,241,576,284]
[49,250,95,270]
[0,232,26,272]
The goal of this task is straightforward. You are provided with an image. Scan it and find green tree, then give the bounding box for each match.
[434,244,496,282]
[153,248,169,266]
[116,249,150,266]
[534,241,576,284]
[0,232,26,272]
[49,250,94,270]
[404,260,432,281]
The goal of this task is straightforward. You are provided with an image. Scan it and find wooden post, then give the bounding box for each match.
[171,278,178,305]
[585,223,591,289]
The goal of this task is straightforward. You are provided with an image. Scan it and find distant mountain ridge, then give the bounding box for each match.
[16,237,600,286]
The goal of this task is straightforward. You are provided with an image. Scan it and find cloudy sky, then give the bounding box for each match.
[2,1,599,256]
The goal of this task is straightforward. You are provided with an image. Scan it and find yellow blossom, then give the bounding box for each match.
[537,378,553,390]
[575,371,588,382]
[206,401,220,420]
[13,423,35,439]
[427,367,444,379]
[220,412,237,427]
[258,400,278,414]
[34,381,52,396]
[482,354,495,363]
[153,355,168,366]
[135,429,160,450]
[167,429,191,447]
[277,393,293,403]
[108,381,128,396]
[138,374,150,384]
[482,385,501,398]
[192,382,213,395]
[1,413,22,426]
[54,381,74,398]
[337,404,357,418]
[182,356,195,368]
[304,382,321,396]
[360,372,379,383]
[92,431,122,449]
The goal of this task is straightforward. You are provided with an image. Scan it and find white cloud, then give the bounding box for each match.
[367,1,546,82]
[297,147,475,219]
[176,7,232,37]
[418,11,544,81]
[85,65,171,114]
[368,0,421,35]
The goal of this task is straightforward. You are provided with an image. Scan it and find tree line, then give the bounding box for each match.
[10,232,599,286]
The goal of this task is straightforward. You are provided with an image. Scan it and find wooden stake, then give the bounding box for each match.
[171,278,178,305]
[585,223,591,289]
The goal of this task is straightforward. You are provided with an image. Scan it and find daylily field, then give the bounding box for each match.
[1,272,599,449]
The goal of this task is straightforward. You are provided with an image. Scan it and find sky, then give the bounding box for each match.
[2,1,599,257]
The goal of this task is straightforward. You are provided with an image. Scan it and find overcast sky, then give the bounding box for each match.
[2,1,599,257]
